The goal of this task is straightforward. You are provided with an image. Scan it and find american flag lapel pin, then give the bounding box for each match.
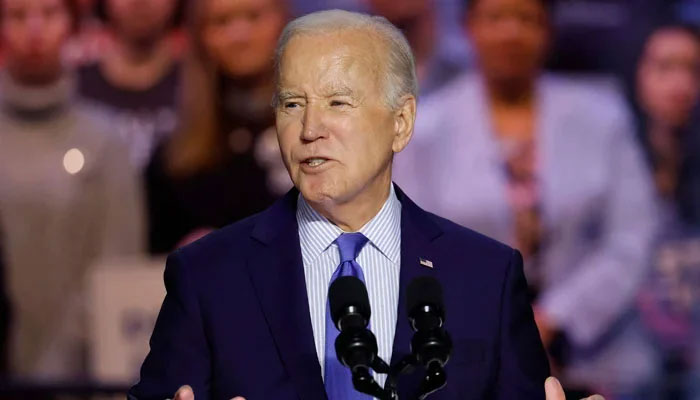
[419,258,434,269]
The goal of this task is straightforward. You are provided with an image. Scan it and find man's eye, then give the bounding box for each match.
[330,100,348,107]
[284,102,300,109]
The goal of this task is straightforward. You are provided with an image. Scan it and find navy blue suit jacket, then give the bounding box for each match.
[129,187,549,399]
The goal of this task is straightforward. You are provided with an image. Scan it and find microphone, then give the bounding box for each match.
[406,277,452,399]
[329,275,371,332]
[407,276,445,332]
[329,276,389,398]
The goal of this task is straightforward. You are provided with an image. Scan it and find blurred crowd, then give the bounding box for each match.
[0,0,698,399]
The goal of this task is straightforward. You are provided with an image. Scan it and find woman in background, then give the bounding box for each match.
[633,23,700,399]
[634,24,700,226]
[147,0,291,254]
[395,0,658,396]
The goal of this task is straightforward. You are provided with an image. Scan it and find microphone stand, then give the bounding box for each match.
[350,327,451,400]
[338,276,451,400]
[351,352,446,400]
[351,358,393,399]
[383,353,416,398]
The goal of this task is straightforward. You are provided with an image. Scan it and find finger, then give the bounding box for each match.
[583,396,605,400]
[544,376,566,400]
[230,397,246,400]
[174,385,195,400]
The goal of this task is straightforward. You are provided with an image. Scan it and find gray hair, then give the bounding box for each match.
[273,9,418,110]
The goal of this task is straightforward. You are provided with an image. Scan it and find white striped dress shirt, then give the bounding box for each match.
[296,184,402,389]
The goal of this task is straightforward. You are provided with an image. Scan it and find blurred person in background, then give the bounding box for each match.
[146,0,292,254]
[395,0,659,397]
[366,0,470,96]
[0,0,143,380]
[542,0,700,88]
[77,0,185,170]
[545,0,675,75]
[634,24,700,226]
[633,24,700,399]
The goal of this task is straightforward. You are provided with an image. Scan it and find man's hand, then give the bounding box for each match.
[173,385,246,400]
[545,377,604,400]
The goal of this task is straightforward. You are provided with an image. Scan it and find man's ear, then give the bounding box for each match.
[392,94,417,153]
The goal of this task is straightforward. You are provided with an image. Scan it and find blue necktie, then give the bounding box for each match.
[324,232,372,400]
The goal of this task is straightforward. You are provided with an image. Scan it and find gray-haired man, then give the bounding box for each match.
[130,9,600,400]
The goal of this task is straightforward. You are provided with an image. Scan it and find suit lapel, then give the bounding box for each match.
[391,186,443,396]
[243,186,442,400]
[246,189,327,400]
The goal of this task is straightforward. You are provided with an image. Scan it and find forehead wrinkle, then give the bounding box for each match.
[342,31,388,87]
[319,82,354,97]
[279,29,387,102]
[330,42,385,92]
[306,53,370,102]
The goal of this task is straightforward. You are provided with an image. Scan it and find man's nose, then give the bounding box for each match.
[301,103,327,141]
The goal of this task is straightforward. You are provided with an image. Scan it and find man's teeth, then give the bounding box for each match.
[307,158,326,167]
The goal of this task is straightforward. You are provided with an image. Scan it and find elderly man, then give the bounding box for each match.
[129,9,597,400]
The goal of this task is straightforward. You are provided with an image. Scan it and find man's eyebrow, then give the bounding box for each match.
[277,90,304,101]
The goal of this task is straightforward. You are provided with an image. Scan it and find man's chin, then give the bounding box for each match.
[298,187,333,205]
[297,180,341,205]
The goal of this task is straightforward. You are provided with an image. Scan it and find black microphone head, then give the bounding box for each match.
[407,276,444,313]
[329,276,371,328]
[407,276,445,330]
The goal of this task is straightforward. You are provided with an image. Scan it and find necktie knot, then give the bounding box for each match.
[335,232,369,263]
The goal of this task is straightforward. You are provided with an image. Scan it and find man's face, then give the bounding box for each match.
[467,0,549,83]
[638,29,700,129]
[201,0,286,79]
[275,31,413,208]
[1,0,70,84]
[106,0,176,44]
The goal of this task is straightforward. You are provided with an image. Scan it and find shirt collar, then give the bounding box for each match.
[297,184,402,265]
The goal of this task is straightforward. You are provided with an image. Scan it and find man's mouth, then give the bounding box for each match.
[304,158,328,167]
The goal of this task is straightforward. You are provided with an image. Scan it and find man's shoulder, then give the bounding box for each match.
[173,212,264,270]
[408,204,520,303]
[426,209,514,259]
[398,187,515,264]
